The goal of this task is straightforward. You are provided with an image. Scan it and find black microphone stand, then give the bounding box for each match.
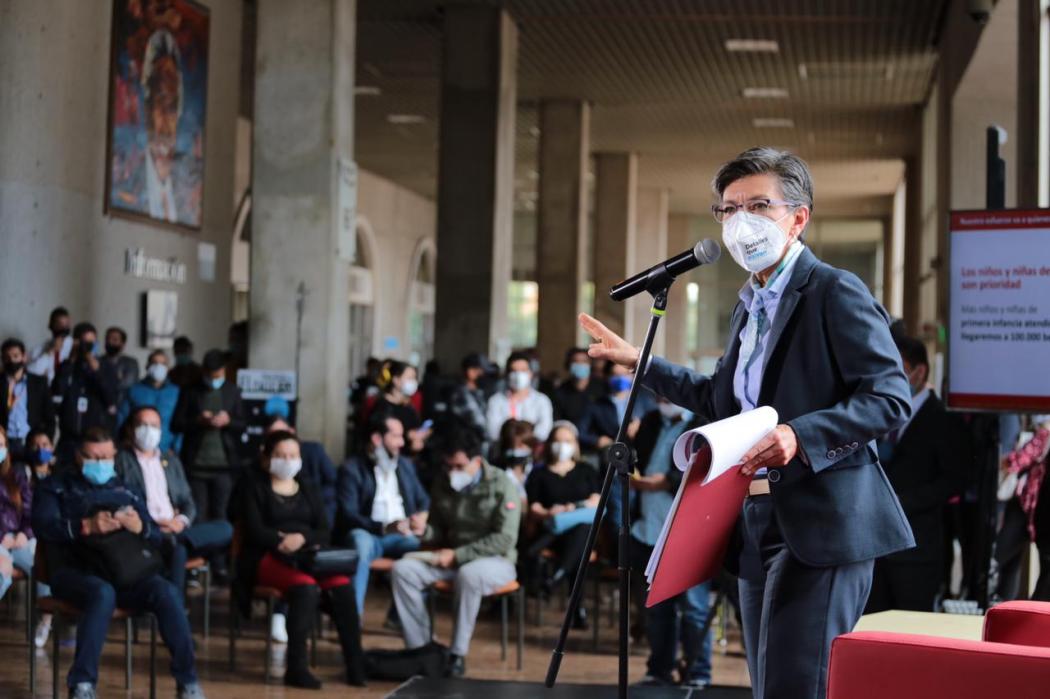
[546,268,676,699]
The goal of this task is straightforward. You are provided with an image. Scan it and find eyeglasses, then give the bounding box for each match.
[711,198,801,223]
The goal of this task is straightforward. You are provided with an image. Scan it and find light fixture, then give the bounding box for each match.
[752,117,795,128]
[725,39,779,53]
[742,87,789,99]
[386,114,425,125]
[354,85,382,96]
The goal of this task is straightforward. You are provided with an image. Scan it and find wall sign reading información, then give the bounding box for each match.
[948,209,1050,411]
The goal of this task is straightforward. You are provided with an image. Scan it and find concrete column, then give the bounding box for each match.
[631,187,669,355]
[664,214,694,365]
[1018,0,1049,207]
[903,156,923,335]
[251,0,355,457]
[433,6,517,369]
[536,101,590,374]
[592,153,638,340]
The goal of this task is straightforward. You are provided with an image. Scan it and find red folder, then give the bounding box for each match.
[644,446,751,607]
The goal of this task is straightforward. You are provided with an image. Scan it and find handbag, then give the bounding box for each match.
[82,528,163,587]
[289,546,359,577]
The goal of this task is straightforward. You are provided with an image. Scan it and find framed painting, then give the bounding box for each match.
[105,0,210,231]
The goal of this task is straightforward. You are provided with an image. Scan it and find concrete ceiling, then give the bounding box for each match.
[355,0,949,218]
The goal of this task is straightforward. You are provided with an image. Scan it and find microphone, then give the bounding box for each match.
[609,239,721,301]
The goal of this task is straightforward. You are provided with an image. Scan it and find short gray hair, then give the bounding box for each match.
[712,147,814,213]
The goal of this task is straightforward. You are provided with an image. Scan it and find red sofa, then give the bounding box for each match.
[827,601,1050,698]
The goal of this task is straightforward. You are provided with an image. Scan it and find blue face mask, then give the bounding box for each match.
[569,363,591,381]
[82,459,116,485]
[609,376,632,394]
[0,447,7,463]
[210,377,225,390]
[33,448,54,465]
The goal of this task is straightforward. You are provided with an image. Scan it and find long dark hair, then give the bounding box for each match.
[0,426,21,514]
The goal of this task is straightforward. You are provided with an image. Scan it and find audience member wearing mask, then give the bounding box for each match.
[116,406,233,594]
[235,431,365,689]
[168,336,202,390]
[27,306,74,385]
[624,399,712,689]
[117,349,181,455]
[866,335,957,614]
[2,337,55,462]
[372,361,428,453]
[448,353,491,444]
[496,418,537,500]
[486,351,554,442]
[391,428,520,678]
[552,347,605,430]
[52,323,120,465]
[101,326,140,406]
[20,427,57,647]
[579,361,650,452]
[172,349,246,546]
[524,421,598,629]
[335,414,428,614]
[264,413,339,526]
[0,426,40,601]
[32,427,206,699]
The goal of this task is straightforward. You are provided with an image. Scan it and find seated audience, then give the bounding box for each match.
[628,399,711,688]
[524,421,598,628]
[117,349,181,455]
[867,335,957,613]
[52,323,119,464]
[391,428,520,678]
[486,351,554,442]
[264,414,338,525]
[496,418,537,499]
[448,353,490,444]
[24,428,57,482]
[0,427,37,600]
[2,337,55,462]
[579,361,647,452]
[234,430,364,689]
[336,414,428,614]
[371,360,427,453]
[116,406,233,593]
[32,427,206,699]
[551,347,604,430]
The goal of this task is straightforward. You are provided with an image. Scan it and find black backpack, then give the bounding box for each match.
[364,642,449,680]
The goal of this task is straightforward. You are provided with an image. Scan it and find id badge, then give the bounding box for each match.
[77,397,89,414]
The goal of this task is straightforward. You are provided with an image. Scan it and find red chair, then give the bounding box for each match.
[828,602,1050,699]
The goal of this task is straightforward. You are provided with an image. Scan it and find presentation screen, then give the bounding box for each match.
[948,209,1050,412]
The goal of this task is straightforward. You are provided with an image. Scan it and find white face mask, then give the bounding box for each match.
[134,424,162,452]
[400,379,418,398]
[508,371,531,391]
[721,210,792,273]
[269,457,303,480]
[551,441,576,463]
[147,363,169,384]
[448,468,475,492]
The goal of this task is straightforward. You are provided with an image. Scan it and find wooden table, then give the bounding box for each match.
[854,610,985,641]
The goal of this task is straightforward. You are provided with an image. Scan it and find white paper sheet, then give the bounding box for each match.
[645,406,779,583]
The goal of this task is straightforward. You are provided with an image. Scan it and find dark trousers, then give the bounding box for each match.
[866,558,941,613]
[162,520,234,592]
[49,569,197,689]
[737,496,873,699]
[189,473,234,572]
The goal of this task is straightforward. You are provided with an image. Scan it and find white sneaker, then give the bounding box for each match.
[34,615,52,649]
[270,613,288,643]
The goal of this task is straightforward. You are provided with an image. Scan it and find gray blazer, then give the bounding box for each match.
[643,246,915,571]
[115,448,197,525]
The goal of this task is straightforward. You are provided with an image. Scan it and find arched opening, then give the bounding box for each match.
[348,217,378,380]
[406,238,436,368]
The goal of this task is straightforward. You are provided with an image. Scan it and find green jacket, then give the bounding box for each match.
[424,462,521,565]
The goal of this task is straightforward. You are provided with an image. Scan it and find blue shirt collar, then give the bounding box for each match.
[739,241,805,310]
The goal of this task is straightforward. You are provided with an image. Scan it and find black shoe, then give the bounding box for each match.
[284,667,323,689]
[445,654,466,678]
[542,568,567,596]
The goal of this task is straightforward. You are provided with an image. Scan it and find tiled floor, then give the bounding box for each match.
[0,582,750,698]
